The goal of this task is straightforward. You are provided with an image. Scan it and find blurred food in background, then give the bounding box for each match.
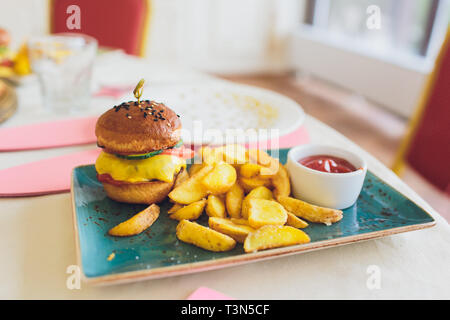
[13,44,31,76]
[0,28,14,77]
[0,28,31,78]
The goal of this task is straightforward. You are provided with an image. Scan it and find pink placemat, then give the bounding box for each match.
[0,149,100,197]
[186,287,234,300]
[245,125,309,149]
[0,117,98,151]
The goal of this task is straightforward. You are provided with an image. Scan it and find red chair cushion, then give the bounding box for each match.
[50,0,148,56]
[406,38,450,194]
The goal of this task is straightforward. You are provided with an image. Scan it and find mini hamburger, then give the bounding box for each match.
[95,80,192,204]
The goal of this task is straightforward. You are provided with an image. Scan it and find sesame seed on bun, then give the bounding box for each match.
[95,100,182,155]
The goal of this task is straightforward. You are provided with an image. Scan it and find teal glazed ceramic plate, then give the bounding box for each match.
[71,148,435,285]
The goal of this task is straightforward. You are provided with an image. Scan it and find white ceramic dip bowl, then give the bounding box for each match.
[286,144,367,210]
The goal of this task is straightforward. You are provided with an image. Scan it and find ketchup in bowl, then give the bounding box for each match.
[299,155,357,174]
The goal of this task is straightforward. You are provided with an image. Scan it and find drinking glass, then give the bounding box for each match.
[28,33,98,114]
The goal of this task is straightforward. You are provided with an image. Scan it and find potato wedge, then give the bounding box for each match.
[173,167,189,189]
[244,225,310,253]
[219,144,248,165]
[201,162,237,194]
[278,196,343,225]
[246,149,272,166]
[176,220,236,252]
[169,199,206,221]
[199,147,223,165]
[225,183,245,218]
[246,149,279,175]
[248,199,287,229]
[239,163,262,178]
[206,195,226,218]
[241,186,273,219]
[238,176,272,193]
[286,212,309,229]
[231,218,251,226]
[168,165,213,204]
[247,199,287,228]
[200,145,248,165]
[239,162,273,180]
[168,203,184,214]
[271,164,291,199]
[247,186,274,199]
[208,217,255,243]
[259,166,277,177]
[108,204,160,237]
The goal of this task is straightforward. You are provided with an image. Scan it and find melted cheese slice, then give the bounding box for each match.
[95,151,186,183]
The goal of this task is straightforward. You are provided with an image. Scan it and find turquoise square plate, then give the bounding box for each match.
[71,148,435,285]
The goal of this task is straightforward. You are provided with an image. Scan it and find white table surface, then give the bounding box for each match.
[0,54,449,299]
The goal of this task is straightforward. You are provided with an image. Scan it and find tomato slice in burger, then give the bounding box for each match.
[161,146,194,159]
[97,173,131,186]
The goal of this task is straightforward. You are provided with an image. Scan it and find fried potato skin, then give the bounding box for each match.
[206,195,226,218]
[247,199,288,229]
[173,167,189,189]
[271,164,291,199]
[168,203,184,214]
[278,196,343,225]
[286,212,309,229]
[169,199,206,221]
[188,163,204,176]
[244,225,310,253]
[108,204,160,237]
[168,165,213,204]
[225,183,245,218]
[201,162,237,194]
[208,217,255,243]
[176,220,236,252]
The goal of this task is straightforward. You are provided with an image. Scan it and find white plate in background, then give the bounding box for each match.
[131,82,305,144]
